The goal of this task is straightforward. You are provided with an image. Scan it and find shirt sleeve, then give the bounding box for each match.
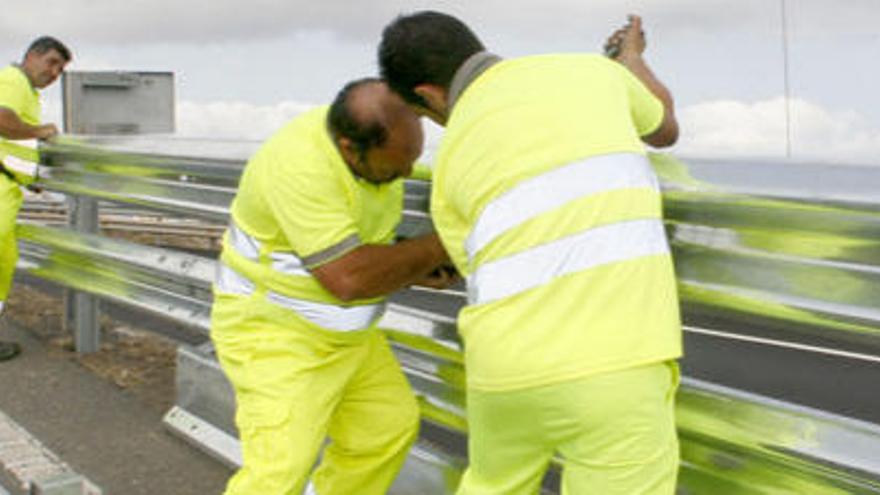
[430,171,470,274]
[262,156,361,269]
[410,162,433,181]
[0,75,27,116]
[614,63,665,137]
[0,75,37,184]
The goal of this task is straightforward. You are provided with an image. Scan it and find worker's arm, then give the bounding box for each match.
[266,159,450,302]
[0,107,58,140]
[311,232,450,302]
[606,15,678,148]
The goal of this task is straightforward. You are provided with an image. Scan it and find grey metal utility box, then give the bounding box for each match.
[62,71,174,135]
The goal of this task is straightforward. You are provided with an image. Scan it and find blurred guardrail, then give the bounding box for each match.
[18,200,224,242]
[8,136,880,494]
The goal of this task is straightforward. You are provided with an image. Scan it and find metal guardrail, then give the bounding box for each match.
[10,136,880,493]
[19,201,225,240]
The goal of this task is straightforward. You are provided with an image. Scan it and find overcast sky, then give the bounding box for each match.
[1,0,878,164]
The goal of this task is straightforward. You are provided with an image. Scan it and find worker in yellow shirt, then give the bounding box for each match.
[380,12,682,494]
[0,36,72,361]
[211,78,452,495]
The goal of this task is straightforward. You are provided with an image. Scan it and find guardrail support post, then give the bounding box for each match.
[64,197,100,354]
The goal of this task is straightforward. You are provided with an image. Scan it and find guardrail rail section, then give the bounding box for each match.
[10,137,880,494]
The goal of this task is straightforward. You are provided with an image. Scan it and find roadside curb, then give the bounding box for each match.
[0,409,102,495]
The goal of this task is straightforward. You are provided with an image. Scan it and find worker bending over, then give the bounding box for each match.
[211,78,451,495]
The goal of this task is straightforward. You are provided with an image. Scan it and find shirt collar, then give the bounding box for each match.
[447,51,502,111]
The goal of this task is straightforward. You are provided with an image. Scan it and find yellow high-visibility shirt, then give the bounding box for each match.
[221,106,403,307]
[432,54,682,391]
[0,65,41,184]
[0,66,40,126]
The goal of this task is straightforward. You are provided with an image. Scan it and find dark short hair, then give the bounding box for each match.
[25,36,72,62]
[327,77,388,160]
[379,11,484,106]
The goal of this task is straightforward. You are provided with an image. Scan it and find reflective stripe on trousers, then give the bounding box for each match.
[217,221,385,332]
[464,153,669,305]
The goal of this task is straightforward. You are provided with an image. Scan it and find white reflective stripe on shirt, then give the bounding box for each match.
[215,263,255,295]
[229,219,310,277]
[215,263,384,332]
[270,252,310,277]
[222,220,382,331]
[228,220,260,260]
[2,154,37,178]
[266,291,386,332]
[465,153,658,261]
[467,218,669,305]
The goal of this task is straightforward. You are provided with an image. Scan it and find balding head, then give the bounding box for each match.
[329,78,424,184]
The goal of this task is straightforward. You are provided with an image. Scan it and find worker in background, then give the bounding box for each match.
[0,36,72,362]
[379,12,682,494]
[211,78,453,495]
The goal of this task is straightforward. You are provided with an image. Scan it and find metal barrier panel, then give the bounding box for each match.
[8,136,880,493]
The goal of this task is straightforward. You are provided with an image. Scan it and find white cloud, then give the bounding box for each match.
[678,98,789,158]
[175,98,445,162]
[173,95,880,167]
[5,0,867,46]
[64,54,117,72]
[1,1,404,44]
[677,97,880,165]
[176,100,317,140]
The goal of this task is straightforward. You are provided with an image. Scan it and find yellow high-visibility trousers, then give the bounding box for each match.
[458,361,680,495]
[211,292,420,495]
[0,178,23,303]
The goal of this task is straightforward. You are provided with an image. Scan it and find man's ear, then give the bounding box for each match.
[414,84,449,125]
[336,136,358,166]
[21,52,36,72]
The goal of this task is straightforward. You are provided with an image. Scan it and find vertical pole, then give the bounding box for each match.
[67,196,100,353]
[61,72,101,354]
[781,0,793,158]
